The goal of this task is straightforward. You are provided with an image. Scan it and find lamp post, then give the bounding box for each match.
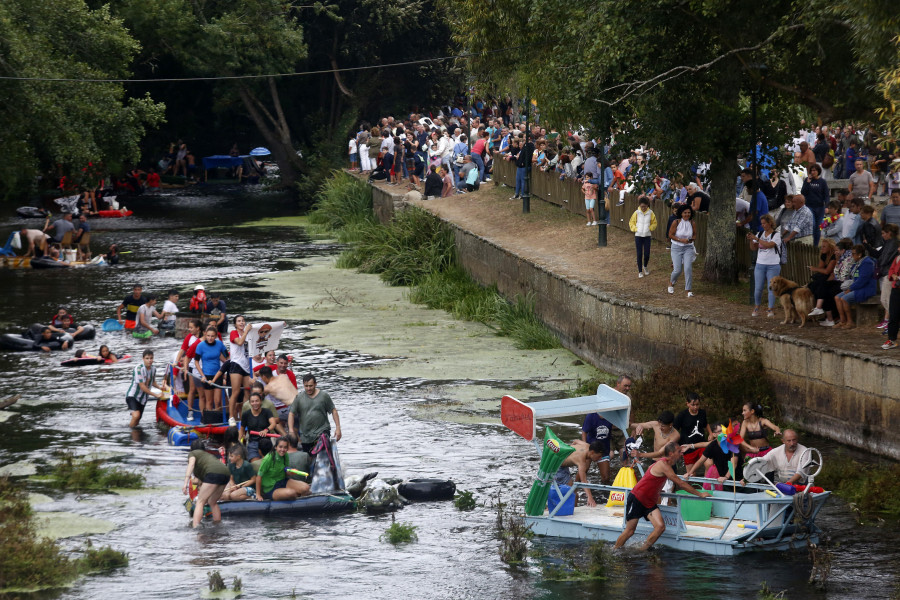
[523,90,531,214]
[598,134,608,247]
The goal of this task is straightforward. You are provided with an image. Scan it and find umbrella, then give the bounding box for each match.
[249,147,271,157]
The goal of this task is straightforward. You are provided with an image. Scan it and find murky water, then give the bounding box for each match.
[0,187,896,600]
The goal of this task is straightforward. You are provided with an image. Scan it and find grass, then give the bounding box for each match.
[0,478,127,592]
[757,582,787,599]
[381,514,418,545]
[816,451,900,521]
[50,452,145,490]
[540,541,608,581]
[454,490,477,511]
[312,171,561,350]
[494,492,532,565]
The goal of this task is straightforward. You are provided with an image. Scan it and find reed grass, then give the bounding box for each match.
[307,171,375,236]
[51,452,145,490]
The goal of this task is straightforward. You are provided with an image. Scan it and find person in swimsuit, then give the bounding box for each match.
[739,403,782,458]
[614,442,711,551]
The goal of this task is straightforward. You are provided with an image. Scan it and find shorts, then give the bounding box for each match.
[242,486,257,499]
[247,440,261,461]
[350,153,358,162]
[597,455,610,463]
[554,467,572,487]
[126,396,147,414]
[229,362,250,377]
[585,197,596,210]
[200,378,218,390]
[202,473,230,485]
[262,479,286,500]
[836,290,858,304]
[624,493,657,522]
[745,446,772,459]
[683,447,704,466]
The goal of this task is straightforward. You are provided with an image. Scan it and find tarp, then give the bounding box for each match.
[202,155,247,169]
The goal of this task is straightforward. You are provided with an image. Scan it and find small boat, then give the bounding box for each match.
[501,385,831,556]
[96,209,133,218]
[0,256,31,270]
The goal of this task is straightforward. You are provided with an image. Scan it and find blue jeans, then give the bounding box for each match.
[809,204,825,246]
[515,167,526,197]
[471,153,485,182]
[670,244,696,291]
[635,236,651,272]
[451,163,462,189]
[754,263,781,308]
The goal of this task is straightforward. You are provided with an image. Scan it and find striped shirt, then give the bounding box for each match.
[125,364,156,405]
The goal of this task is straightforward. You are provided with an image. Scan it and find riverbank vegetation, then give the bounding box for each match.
[817,453,900,522]
[381,514,418,545]
[310,172,560,350]
[0,478,128,592]
[50,452,145,490]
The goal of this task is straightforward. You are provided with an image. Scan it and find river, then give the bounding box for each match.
[0,187,895,600]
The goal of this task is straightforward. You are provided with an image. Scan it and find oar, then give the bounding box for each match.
[250,430,280,438]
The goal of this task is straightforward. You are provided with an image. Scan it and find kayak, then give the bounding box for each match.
[97,210,133,218]
[16,206,48,219]
[60,354,131,367]
[156,396,230,435]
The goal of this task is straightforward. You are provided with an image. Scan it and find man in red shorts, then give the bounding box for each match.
[674,392,713,468]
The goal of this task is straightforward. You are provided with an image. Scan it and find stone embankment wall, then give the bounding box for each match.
[370,184,900,460]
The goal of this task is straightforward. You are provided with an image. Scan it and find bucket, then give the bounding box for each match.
[548,485,575,516]
[64,249,77,262]
[677,490,712,521]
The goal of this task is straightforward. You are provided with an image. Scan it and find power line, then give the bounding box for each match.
[0,47,520,84]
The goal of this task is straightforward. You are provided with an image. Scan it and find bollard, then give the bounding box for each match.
[597,199,608,247]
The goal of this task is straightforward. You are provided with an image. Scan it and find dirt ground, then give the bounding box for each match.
[368,176,895,357]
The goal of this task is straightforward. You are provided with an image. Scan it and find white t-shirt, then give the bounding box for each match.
[136,303,155,328]
[756,230,782,266]
[228,329,251,372]
[348,138,357,155]
[162,300,178,324]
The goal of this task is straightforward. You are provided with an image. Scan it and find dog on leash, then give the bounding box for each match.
[769,275,815,327]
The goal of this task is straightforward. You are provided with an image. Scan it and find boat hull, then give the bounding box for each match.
[155,398,229,435]
[186,493,356,517]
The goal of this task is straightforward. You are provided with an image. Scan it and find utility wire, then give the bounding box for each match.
[0,46,519,84]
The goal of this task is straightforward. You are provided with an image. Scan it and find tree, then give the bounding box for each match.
[448,0,879,282]
[0,0,164,201]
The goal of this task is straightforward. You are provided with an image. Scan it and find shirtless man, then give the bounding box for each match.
[630,411,681,460]
[19,227,49,257]
[553,439,610,508]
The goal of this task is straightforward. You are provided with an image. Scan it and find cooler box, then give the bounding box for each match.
[548,485,575,516]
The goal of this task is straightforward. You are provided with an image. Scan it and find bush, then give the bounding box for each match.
[307,170,375,232]
[816,451,900,520]
[381,514,418,545]
[454,490,477,511]
[51,452,145,490]
[78,540,129,574]
[408,266,499,322]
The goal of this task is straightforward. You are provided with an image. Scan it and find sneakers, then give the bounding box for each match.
[751,309,759,317]
[876,320,888,329]
[766,310,775,318]
[592,221,599,226]
[510,195,519,200]
[639,272,644,278]
[228,417,237,427]
[643,267,650,276]
[820,319,835,327]
[616,200,625,206]
[882,340,897,350]
[667,285,674,294]
[187,410,194,421]
[586,222,592,227]
[687,291,694,298]
[808,307,824,317]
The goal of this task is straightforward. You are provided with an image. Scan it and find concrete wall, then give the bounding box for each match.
[367,181,900,460]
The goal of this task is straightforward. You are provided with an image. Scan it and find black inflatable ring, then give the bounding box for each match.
[397,478,456,502]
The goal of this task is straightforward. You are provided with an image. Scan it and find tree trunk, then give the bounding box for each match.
[238,85,301,190]
[703,161,739,283]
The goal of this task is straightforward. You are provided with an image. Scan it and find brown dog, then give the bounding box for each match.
[769,275,815,327]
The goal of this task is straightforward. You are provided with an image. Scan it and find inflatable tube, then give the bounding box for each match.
[0,333,61,352]
[60,356,105,367]
[97,210,133,218]
[186,493,356,517]
[23,323,95,342]
[397,478,457,502]
[72,324,96,341]
[16,206,48,219]
[156,398,229,435]
[31,257,70,269]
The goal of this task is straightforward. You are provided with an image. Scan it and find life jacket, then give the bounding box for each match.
[189,289,207,312]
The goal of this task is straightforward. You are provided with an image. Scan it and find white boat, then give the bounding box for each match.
[500,385,831,556]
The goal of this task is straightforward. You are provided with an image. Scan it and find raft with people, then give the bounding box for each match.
[501,385,831,556]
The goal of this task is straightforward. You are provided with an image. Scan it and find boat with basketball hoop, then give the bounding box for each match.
[500,384,831,555]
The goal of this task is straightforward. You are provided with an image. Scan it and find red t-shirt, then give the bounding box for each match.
[471,138,486,156]
[631,459,670,508]
[146,172,161,188]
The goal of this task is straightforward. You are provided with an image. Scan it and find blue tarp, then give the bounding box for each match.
[202,155,247,169]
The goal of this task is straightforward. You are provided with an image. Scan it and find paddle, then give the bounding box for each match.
[102,318,124,332]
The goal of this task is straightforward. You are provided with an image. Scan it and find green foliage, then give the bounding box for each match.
[540,541,608,581]
[0,479,127,592]
[307,171,375,232]
[757,582,787,600]
[408,266,500,322]
[381,514,418,545]
[51,452,145,490]
[630,341,776,425]
[494,492,531,565]
[454,490,477,511]
[78,540,129,574]
[494,293,561,350]
[817,451,900,521]
[0,0,165,201]
[208,570,226,592]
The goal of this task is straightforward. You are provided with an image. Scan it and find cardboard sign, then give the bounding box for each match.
[246,321,285,357]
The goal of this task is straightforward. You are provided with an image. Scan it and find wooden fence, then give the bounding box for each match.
[492,153,820,282]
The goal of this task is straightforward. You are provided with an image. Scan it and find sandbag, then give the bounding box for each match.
[606,466,638,507]
[525,427,575,517]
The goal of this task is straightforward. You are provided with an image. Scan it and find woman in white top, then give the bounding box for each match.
[667,205,697,297]
[228,315,254,422]
[747,214,782,317]
[628,195,658,278]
